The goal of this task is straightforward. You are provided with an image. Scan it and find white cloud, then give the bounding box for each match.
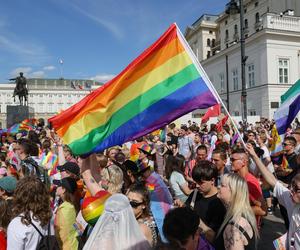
[30,71,46,78]
[43,65,56,71]
[90,74,115,83]
[10,67,32,77]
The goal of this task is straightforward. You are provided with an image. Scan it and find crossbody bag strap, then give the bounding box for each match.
[30,221,43,237]
[190,189,198,210]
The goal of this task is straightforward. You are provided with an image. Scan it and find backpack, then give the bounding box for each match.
[30,221,60,250]
[23,157,51,188]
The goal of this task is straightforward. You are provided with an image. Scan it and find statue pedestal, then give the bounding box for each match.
[6,105,34,128]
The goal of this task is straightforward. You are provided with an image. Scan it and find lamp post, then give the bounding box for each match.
[225,0,248,122]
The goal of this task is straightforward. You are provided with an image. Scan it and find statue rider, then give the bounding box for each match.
[10,72,28,104]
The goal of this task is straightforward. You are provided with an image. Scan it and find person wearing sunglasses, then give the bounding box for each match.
[246,143,300,250]
[126,183,158,247]
[276,137,298,184]
[291,128,300,154]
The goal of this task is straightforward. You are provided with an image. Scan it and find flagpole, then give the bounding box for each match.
[175,23,246,147]
[59,59,64,79]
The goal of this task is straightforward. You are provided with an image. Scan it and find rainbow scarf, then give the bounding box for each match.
[49,24,218,155]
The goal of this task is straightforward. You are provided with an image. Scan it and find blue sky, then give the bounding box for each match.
[0,0,227,83]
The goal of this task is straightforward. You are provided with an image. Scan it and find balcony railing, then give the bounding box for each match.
[262,13,300,32]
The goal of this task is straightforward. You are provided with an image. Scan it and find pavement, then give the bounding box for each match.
[258,208,287,250]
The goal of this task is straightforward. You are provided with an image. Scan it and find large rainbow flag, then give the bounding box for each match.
[49,24,219,155]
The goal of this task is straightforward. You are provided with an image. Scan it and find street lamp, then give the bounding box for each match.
[225,0,248,122]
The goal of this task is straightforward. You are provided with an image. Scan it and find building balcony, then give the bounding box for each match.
[233,32,239,41]
[262,13,300,33]
[211,40,221,52]
[254,21,263,31]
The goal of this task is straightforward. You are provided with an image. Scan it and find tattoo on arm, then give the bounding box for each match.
[224,224,244,250]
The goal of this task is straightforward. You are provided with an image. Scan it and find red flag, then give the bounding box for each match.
[216,115,229,132]
[201,104,221,123]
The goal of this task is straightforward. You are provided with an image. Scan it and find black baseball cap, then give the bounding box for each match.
[123,160,139,174]
[57,162,80,176]
[53,177,77,194]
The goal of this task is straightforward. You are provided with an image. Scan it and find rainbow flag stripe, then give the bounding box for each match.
[49,24,218,155]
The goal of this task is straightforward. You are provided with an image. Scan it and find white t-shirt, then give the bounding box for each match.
[260,145,275,173]
[169,171,188,202]
[7,215,49,250]
[273,181,300,249]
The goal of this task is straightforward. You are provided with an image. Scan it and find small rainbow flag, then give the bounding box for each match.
[146,183,155,192]
[49,24,219,155]
[39,151,59,176]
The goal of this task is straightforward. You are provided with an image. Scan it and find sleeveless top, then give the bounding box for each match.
[228,221,256,250]
[140,217,158,246]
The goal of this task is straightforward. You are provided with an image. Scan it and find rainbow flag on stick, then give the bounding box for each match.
[49,24,219,155]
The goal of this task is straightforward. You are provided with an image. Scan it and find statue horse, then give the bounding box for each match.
[13,87,28,106]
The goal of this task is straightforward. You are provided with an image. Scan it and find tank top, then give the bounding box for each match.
[140,217,158,246]
[228,221,256,250]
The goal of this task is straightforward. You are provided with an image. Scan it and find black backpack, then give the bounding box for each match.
[22,157,51,189]
[30,221,60,250]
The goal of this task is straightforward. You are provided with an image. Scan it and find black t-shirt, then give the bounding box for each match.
[276,152,299,184]
[186,191,226,250]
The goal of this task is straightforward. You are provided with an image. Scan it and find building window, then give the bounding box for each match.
[255,13,260,23]
[212,39,215,47]
[271,102,279,109]
[219,73,225,93]
[232,68,239,90]
[225,20,228,25]
[209,30,213,34]
[207,51,211,58]
[278,59,289,83]
[245,19,248,28]
[207,39,211,47]
[234,111,239,116]
[234,24,238,34]
[225,30,229,41]
[248,64,255,87]
[255,2,258,7]
[249,109,256,116]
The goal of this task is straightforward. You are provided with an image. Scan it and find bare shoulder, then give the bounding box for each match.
[223,218,253,250]
[236,217,254,239]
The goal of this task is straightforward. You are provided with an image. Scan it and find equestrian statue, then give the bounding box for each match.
[9,72,28,106]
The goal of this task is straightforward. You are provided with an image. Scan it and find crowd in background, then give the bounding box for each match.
[0,116,299,250]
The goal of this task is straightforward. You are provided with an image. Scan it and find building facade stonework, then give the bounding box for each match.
[0,78,102,128]
[186,0,300,119]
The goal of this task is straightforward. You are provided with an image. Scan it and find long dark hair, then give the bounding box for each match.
[165,154,185,179]
[0,198,12,229]
[62,188,81,213]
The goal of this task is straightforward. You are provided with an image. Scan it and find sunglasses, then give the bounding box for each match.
[291,187,300,194]
[282,143,293,147]
[230,158,241,162]
[129,201,144,208]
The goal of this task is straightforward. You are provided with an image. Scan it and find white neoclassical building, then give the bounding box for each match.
[185,0,300,119]
[0,78,102,128]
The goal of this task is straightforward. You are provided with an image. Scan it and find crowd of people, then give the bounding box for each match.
[0,116,299,250]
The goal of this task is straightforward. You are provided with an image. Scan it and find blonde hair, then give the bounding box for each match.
[218,173,259,240]
[101,165,124,194]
